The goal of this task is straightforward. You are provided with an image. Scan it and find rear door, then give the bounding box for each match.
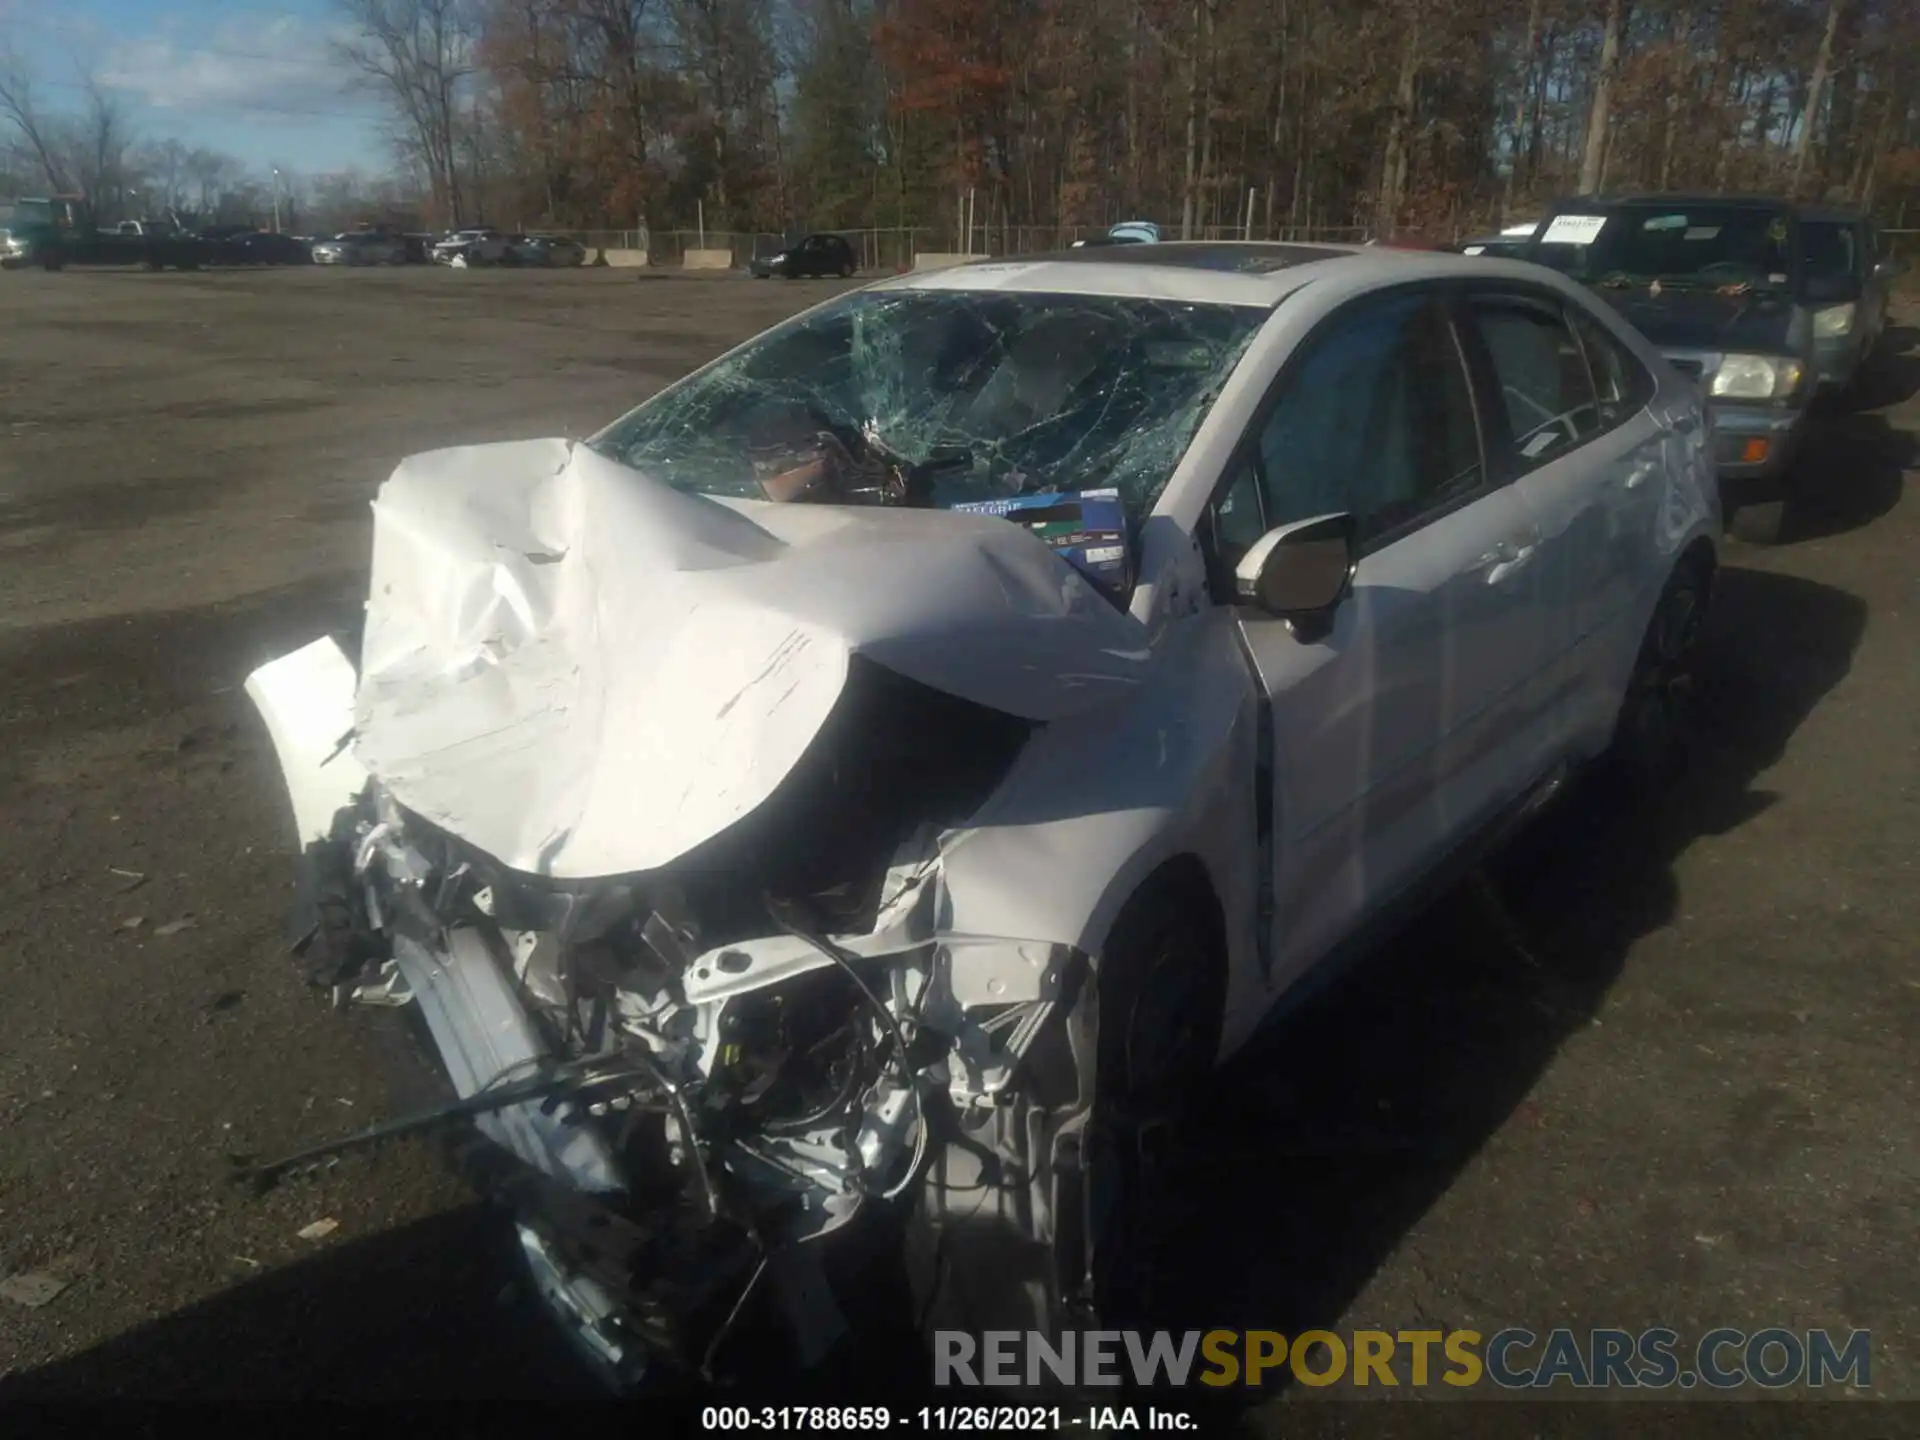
[1218,284,1556,985]
[1457,284,1666,754]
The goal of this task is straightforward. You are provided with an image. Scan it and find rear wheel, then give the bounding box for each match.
[838,260,854,278]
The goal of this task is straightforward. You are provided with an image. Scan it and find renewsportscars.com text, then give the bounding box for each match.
[933,1327,1872,1390]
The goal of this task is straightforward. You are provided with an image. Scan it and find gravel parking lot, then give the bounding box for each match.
[0,266,1915,1428]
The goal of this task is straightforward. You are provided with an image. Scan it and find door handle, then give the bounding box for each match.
[1480,528,1539,585]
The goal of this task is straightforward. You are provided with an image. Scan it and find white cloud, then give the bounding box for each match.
[98,13,369,117]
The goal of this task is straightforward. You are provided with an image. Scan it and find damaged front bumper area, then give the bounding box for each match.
[248,636,1092,1391]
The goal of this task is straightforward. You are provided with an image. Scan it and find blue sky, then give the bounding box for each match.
[7,0,387,177]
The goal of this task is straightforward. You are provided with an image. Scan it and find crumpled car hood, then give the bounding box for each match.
[352,438,1150,879]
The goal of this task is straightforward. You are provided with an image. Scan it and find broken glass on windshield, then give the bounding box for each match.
[590,289,1265,517]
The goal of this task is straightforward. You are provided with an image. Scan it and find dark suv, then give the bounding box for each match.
[749,232,857,279]
[1521,193,1893,544]
[1800,208,1896,395]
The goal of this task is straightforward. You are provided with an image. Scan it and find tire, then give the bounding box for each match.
[839,261,854,278]
[1728,498,1787,545]
[907,872,1226,1346]
[1605,554,1710,793]
[1079,880,1226,1328]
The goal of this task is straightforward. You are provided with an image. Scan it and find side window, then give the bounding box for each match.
[1567,306,1654,428]
[1469,294,1600,469]
[1206,461,1269,586]
[1250,291,1483,547]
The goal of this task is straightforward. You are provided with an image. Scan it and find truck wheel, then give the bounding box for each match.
[1728,499,1787,545]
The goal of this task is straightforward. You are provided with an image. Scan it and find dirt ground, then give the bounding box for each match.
[0,267,1915,1431]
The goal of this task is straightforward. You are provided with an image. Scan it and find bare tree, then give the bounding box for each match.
[138,138,191,213]
[72,76,133,219]
[0,44,72,191]
[336,0,479,224]
[1792,0,1846,196]
[1577,0,1627,194]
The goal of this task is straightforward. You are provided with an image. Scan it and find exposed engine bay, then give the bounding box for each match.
[257,651,1097,1387]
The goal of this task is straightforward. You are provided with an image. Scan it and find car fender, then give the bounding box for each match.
[936,606,1267,1062]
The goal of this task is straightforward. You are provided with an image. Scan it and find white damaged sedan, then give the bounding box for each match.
[246,242,1719,1389]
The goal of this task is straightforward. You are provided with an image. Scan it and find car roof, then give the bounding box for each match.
[873,242,1527,306]
[1555,192,1799,209]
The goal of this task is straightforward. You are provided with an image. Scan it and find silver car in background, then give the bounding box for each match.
[432,229,511,265]
[311,232,406,266]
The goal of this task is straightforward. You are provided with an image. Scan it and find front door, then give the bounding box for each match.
[1217,286,1555,986]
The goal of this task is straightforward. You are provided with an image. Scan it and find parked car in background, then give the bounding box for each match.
[247,241,1718,1395]
[1522,193,1841,544]
[0,196,208,270]
[1800,208,1897,396]
[432,229,510,265]
[1073,220,1163,248]
[749,232,857,278]
[202,230,314,266]
[1455,220,1541,258]
[507,234,587,267]
[312,231,407,266]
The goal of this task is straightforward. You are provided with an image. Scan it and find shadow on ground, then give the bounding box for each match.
[1784,324,1919,544]
[0,567,1868,1417]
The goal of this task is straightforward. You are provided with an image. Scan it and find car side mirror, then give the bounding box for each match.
[1233,513,1358,628]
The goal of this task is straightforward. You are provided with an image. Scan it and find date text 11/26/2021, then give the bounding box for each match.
[701,1406,1200,1431]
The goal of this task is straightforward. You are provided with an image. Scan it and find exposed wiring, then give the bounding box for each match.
[764,896,929,1203]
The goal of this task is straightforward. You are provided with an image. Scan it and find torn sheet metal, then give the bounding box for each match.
[390,926,623,1191]
[352,439,1150,879]
[246,637,370,846]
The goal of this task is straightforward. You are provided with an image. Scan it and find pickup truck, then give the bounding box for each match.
[0,196,210,271]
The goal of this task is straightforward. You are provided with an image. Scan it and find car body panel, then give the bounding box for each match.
[350,439,1155,880]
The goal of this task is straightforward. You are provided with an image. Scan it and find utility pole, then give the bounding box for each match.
[272,168,283,234]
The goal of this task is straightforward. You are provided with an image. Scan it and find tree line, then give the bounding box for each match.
[9,2,1920,242]
[0,41,417,234]
[343,0,1920,241]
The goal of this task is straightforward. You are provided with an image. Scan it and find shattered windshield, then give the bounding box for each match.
[590,288,1265,515]
[1541,205,1794,290]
